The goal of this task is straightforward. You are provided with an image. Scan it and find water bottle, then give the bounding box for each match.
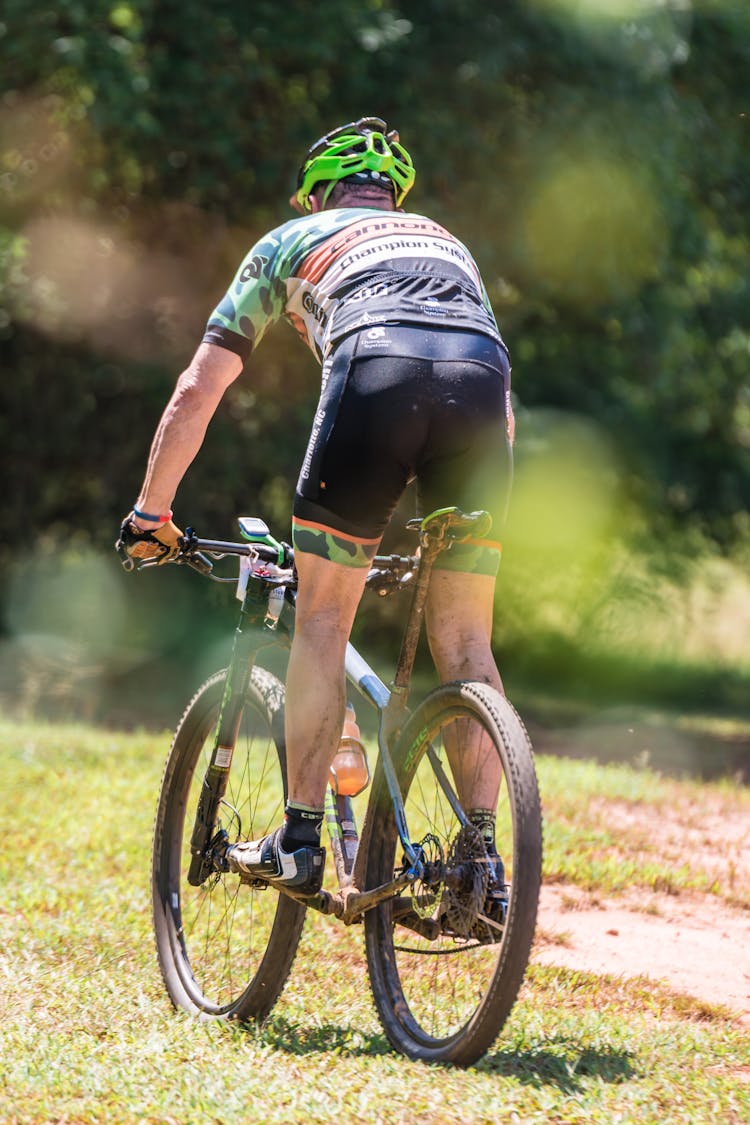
[264,585,285,629]
[329,703,370,796]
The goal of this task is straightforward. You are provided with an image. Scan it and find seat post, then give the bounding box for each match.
[390,526,445,695]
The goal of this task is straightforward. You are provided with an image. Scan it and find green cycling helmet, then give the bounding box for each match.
[293,116,415,213]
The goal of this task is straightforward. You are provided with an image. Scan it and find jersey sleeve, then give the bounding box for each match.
[202,228,289,362]
[478,276,499,325]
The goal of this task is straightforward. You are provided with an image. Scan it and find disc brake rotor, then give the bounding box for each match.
[443,824,490,938]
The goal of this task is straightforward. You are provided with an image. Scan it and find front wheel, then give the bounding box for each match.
[152,665,306,1021]
[364,681,542,1065]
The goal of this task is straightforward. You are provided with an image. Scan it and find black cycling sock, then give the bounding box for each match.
[279,801,324,850]
[468,808,497,851]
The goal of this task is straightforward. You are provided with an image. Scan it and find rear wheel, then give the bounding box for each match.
[152,666,306,1020]
[364,681,542,1065]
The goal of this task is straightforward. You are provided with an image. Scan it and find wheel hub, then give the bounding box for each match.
[409,833,445,919]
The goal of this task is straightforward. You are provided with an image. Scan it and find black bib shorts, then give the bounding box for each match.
[292,325,513,574]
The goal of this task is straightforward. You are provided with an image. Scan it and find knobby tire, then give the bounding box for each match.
[152,666,306,1021]
[364,681,542,1066]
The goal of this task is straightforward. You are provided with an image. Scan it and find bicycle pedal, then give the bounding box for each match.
[206,828,232,873]
[239,876,271,889]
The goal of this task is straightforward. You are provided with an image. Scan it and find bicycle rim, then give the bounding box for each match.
[152,666,306,1020]
[365,681,542,1065]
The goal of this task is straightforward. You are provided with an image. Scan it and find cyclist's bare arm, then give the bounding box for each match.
[135,342,243,523]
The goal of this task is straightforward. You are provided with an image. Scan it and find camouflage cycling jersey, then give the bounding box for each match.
[203,208,506,367]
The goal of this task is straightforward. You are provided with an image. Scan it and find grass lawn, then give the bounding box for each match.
[0,716,748,1124]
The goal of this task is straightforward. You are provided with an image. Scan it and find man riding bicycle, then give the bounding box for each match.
[120,116,514,896]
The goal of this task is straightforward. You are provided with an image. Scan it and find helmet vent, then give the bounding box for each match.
[294,116,415,212]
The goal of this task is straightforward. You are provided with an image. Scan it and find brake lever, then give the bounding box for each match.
[184,552,214,576]
[176,527,213,575]
[115,520,213,575]
[114,525,137,571]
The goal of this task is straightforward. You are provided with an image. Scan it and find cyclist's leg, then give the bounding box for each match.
[284,548,371,807]
[287,343,428,807]
[425,569,504,811]
[225,543,374,892]
[417,341,512,814]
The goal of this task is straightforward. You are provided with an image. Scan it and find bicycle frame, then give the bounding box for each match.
[146,507,542,1063]
[175,510,485,920]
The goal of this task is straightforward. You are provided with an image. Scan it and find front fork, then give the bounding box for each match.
[187,585,284,886]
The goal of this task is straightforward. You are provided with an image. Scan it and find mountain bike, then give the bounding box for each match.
[119,507,542,1066]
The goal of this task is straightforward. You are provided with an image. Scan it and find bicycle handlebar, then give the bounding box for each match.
[127,530,418,596]
[120,506,489,591]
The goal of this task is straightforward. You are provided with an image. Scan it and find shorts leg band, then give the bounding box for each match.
[433,537,502,577]
[292,517,380,568]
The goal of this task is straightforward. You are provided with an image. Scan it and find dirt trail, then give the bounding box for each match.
[533,883,750,1021]
[523,710,750,1023]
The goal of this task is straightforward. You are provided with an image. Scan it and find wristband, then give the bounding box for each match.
[133,506,173,524]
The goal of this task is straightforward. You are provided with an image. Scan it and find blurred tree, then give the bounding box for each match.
[0,0,748,715]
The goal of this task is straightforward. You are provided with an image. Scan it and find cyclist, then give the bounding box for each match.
[120,117,514,895]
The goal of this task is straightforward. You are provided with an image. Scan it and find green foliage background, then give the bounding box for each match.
[1,0,748,723]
